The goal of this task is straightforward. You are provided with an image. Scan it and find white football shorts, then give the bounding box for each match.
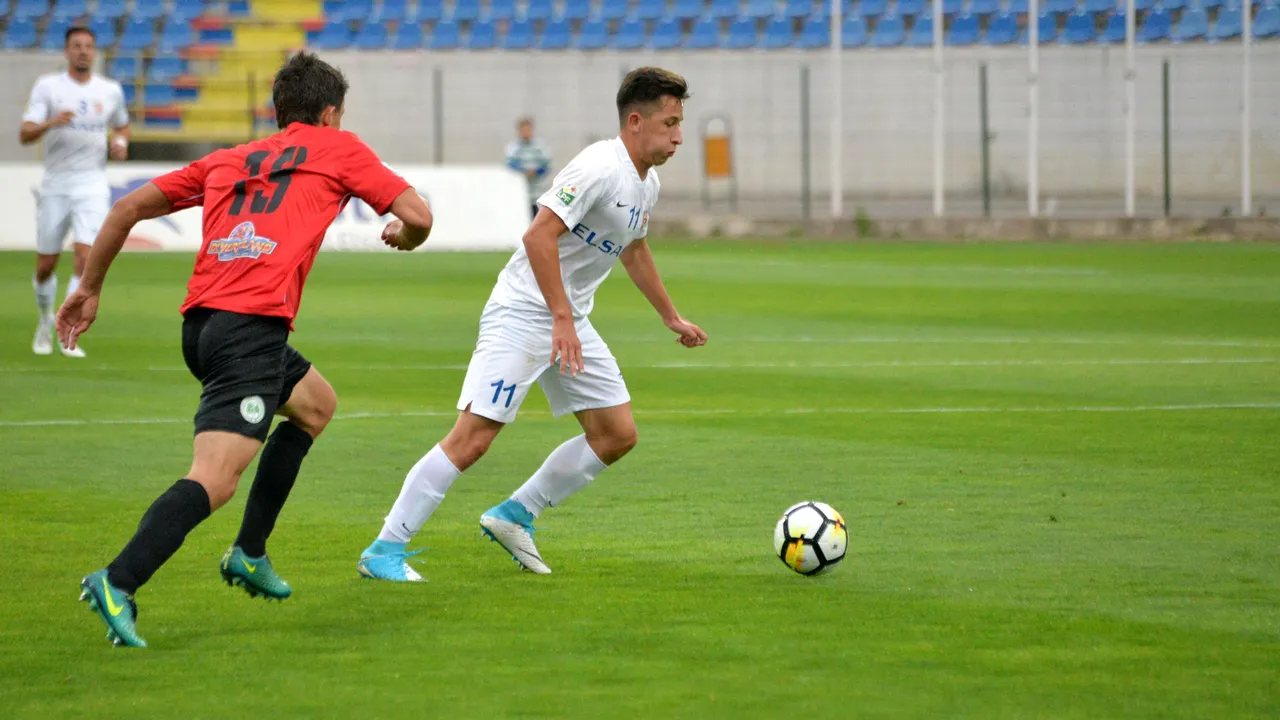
[36,191,109,255]
[457,302,631,424]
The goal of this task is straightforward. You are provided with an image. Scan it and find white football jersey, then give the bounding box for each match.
[22,73,129,196]
[489,137,659,318]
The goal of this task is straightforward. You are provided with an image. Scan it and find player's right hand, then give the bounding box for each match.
[551,317,584,377]
[50,110,75,127]
[56,289,99,351]
[381,219,411,251]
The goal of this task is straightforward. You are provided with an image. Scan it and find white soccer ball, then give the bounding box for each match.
[773,501,848,576]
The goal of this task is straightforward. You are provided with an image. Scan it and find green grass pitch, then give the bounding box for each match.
[0,240,1277,718]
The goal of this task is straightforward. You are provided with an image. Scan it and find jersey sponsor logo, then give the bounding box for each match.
[207,221,278,262]
[571,223,624,257]
[556,185,578,205]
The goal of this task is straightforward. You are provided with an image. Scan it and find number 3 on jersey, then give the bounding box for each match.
[229,146,308,216]
[490,379,517,408]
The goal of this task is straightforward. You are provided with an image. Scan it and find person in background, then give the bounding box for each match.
[505,117,552,220]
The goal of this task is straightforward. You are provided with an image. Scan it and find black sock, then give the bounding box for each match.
[107,479,212,595]
[234,421,313,558]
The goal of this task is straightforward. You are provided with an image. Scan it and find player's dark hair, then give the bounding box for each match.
[65,26,95,46]
[272,52,349,129]
[616,67,690,125]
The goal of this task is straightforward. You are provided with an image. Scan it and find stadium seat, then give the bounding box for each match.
[984,10,1018,41]
[651,18,683,46]
[1045,0,1076,12]
[670,0,703,17]
[841,14,868,43]
[943,0,962,13]
[1208,4,1241,38]
[453,0,481,21]
[51,0,86,19]
[1097,9,1125,40]
[1171,5,1208,39]
[724,17,759,45]
[131,0,165,20]
[374,0,408,20]
[947,10,980,42]
[143,84,175,106]
[1083,0,1113,11]
[3,21,37,49]
[325,0,372,21]
[353,19,390,48]
[634,0,668,18]
[970,0,1000,14]
[1162,0,1188,11]
[390,21,424,47]
[524,0,554,20]
[170,0,205,20]
[1257,3,1280,37]
[1060,9,1096,41]
[1137,6,1171,40]
[898,0,924,16]
[794,15,829,45]
[108,55,139,80]
[158,21,195,52]
[745,0,778,16]
[1020,10,1058,40]
[906,12,934,43]
[686,17,722,45]
[614,18,647,47]
[857,0,887,15]
[414,0,444,20]
[1007,0,1028,13]
[120,82,136,105]
[147,56,187,81]
[869,12,905,44]
[309,21,351,49]
[468,20,497,48]
[761,15,795,45]
[486,0,516,18]
[117,19,155,50]
[40,18,69,50]
[225,0,250,15]
[574,19,609,47]
[1199,0,1224,11]
[597,0,626,18]
[785,0,814,15]
[538,18,572,47]
[708,0,742,16]
[428,20,460,48]
[88,15,116,46]
[92,0,125,19]
[502,18,534,47]
[564,0,592,18]
[12,0,48,20]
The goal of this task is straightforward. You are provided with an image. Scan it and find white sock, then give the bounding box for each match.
[66,274,80,300]
[33,274,57,325]
[511,434,608,518]
[377,444,461,543]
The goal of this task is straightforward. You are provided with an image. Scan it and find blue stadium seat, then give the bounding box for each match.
[4,18,38,48]
[785,0,813,15]
[870,12,905,43]
[117,19,155,50]
[857,0,887,15]
[943,0,962,13]
[651,17,683,46]
[947,10,980,42]
[487,0,516,18]
[1045,0,1076,12]
[120,82,135,106]
[158,20,195,51]
[1097,9,1125,40]
[452,0,481,21]
[1137,6,1170,39]
[1020,10,1057,40]
[1060,9,1097,41]
[390,21,424,47]
[1208,4,1241,38]
[686,17,721,45]
[1257,2,1280,37]
[308,21,350,49]
[672,0,704,17]
[563,0,591,18]
[1171,5,1208,38]
[745,0,778,16]
[614,18,646,47]
[1162,0,1188,10]
[468,20,497,48]
[108,55,139,80]
[1082,0,1113,11]
[1199,0,1223,11]
[353,19,390,48]
[131,0,165,20]
[147,56,187,81]
[575,19,609,47]
[88,15,116,46]
[841,14,868,43]
[724,17,759,45]
[414,0,444,20]
[143,84,175,106]
[984,10,1018,41]
[1007,0,1027,13]
[325,0,372,21]
[374,0,408,20]
[40,18,69,50]
[538,18,572,47]
[524,0,554,19]
[12,0,49,20]
[92,0,125,19]
[633,0,668,18]
[51,0,86,19]
[761,15,794,45]
[898,0,924,16]
[599,0,628,18]
[906,13,933,43]
[795,15,830,45]
[502,19,534,47]
[226,0,250,16]
[428,20,460,48]
[708,0,741,16]
[970,0,1000,14]
[170,0,206,20]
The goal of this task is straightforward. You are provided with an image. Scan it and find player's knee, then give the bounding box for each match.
[590,424,638,464]
[299,386,338,437]
[187,470,242,511]
[34,260,56,282]
[446,431,494,470]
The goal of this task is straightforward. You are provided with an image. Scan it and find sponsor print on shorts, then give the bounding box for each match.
[207,221,277,261]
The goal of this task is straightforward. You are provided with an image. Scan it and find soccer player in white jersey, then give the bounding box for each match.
[359,67,706,581]
[20,26,130,358]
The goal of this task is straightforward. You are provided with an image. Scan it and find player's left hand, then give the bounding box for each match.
[56,289,100,351]
[380,220,412,251]
[665,316,707,348]
[109,137,128,161]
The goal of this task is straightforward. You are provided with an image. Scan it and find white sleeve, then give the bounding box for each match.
[109,83,130,128]
[22,79,50,124]
[536,151,614,231]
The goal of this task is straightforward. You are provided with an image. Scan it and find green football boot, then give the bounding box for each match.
[219,546,292,600]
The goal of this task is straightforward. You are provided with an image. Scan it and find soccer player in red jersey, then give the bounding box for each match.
[56,53,433,648]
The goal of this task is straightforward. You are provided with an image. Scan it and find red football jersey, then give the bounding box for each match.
[153,122,410,327]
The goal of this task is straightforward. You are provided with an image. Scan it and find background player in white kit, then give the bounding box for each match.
[359,67,706,581]
[20,26,130,358]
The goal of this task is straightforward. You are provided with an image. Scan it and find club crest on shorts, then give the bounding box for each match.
[208,222,278,262]
[240,395,266,424]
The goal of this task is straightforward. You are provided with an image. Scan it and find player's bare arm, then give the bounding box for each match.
[620,238,706,348]
[380,187,434,251]
[19,111,74,145]
[55,182,172,349]
[525,205,584,376]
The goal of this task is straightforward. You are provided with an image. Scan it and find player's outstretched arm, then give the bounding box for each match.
[55,182,172,350]
[380,188,434,251]
[620,239,707,348]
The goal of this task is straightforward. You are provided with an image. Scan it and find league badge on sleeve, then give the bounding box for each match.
[556,186,578,205]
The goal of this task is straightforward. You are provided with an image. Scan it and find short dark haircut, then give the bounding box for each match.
[616,67,689,125]
[65,26,95,46]
[272,52,349,129]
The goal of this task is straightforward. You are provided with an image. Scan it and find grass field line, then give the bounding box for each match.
[2,357,1276,374]
[2,402,1277,428]
[611,336,1280,347]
